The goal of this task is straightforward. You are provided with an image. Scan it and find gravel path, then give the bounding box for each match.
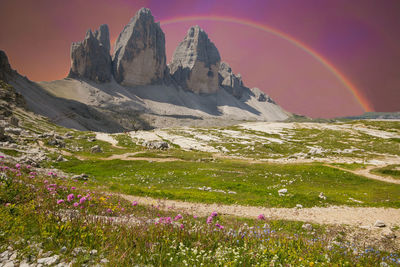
[121,194,400,228]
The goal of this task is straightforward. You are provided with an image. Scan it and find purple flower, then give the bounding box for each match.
[57,199,64,204]
[67,194,74,202]
[77,194,82,199]
[15,163,21,169]
[180,224,184,229]
[211,211,218,217]
[206,216,213,224]
[193,215,198,219]
[258,214,266,220]
[132,201,138,206]
[174,214,183,221]
[215,223,224,229]
[79,197,87,205]
[73,202,79,207]
[106,208,112,213]
[71,186,76,190]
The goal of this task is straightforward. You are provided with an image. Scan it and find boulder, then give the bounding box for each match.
[90,145,102,153]
[374,220,386,228]
[169,26,221,94]
[68,24,112,83]
[112,8,166,86]
[145,140,169,150]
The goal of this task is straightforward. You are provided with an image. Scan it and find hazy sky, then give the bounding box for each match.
[0,0,399,117]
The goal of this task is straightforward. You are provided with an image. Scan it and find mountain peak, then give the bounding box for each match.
[169,26,221,94]
[112,7,166,86]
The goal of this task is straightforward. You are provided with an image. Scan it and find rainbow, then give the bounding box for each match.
[161,15,373,112]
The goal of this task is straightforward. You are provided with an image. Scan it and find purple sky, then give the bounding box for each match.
[0,0,399,117]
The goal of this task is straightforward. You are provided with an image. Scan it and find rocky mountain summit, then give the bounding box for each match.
[169,26,221,94]
[112,8,166,86]
[68,25,112,83]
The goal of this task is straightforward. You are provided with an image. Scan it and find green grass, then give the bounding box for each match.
[1,161,399,266]
[371,165,400,180]
[0,148,22,157]
[329,163,367,170]
[54,159,400,208]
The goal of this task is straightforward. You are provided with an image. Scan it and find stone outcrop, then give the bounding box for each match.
[250,87,276,103]
[112,8,166,87]
[169,26,221,94]
[0,50,14,82]
[68,24,112,83]
[218,62,245,99]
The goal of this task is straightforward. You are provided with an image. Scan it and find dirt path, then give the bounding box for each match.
[326,164,400,185]
[120,194,400,228]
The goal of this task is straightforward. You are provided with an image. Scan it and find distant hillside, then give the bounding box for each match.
[342,112,400,120]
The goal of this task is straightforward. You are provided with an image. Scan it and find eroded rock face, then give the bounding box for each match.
[0,50,13,81]
[250,87,276,103]
[169,26,221,94]
[219,62,245,99]
[68,24,112,83]
[112,8,166,87]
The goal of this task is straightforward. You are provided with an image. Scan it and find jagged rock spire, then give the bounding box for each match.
[68,24,112,83]
[112,8,166,87]
[169,26,221,94]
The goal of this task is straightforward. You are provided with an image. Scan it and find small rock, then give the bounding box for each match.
[56,155,64,162]
[100,258,109,264]
[302,223,313,231]
[381,229,396,239]
[374,220,386,228]
[60,246,67,254]
[3,261,15,267]
[90,145,102,153]
[296,204,303,209]
[71,173,88,181]
[37,255,59,265]
[278,188,287,196]
[380,262,389,267]
[319,192,327,200]
[90,249,98,255]
[19,261,30,267]
[9,252,17,260]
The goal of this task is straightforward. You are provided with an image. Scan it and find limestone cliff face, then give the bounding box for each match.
[112,8,166,87]
[0,50,14,82]
[68,24,112,83]
[218,62,245,99]
[169,26,221,94]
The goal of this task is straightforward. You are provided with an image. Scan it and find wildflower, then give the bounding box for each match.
[5,203,11,207]
[215,223,224,229]
[180,224,184,229]
[73,202,79,207]
[206,216,213,224]
[79,197,87,205]
[0,155,4,159]
[57,199,64,204]
[26,165,31,169]
[193,215,198,219]
[211,211,218,217]
[15,163,21,169]
[77,194,82,199]
[132,201,138,206]
[106,208,112,213]
[258,214,266,220]
[71,186,76,190]
[174,214,183,221]
[67,194,74,202]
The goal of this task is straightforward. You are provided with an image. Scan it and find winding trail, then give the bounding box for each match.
[120,194,400,228]
[326,164,400,185]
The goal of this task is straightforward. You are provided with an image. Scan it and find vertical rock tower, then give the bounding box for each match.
[68,24,112,83]
[169,26,221,94]
[112,8,166,87]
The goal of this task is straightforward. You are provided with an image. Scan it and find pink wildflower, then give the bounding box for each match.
[15,163,21,169]
[71,186,76,190]
[174,214,183,221]
[5,203,11,207]
[193,215,198,219]
[206,216,213,224]
[106,208,112,213]
[67,194,74,202]
[79,197,87,205]
[57,199,64,204]
[258,214,266,220]
[73,202,79,207]
[180,224,184,229]
[132,201,138,206]
[77,194,82,199]
[211,211,218,217]
[0,155,4,159]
